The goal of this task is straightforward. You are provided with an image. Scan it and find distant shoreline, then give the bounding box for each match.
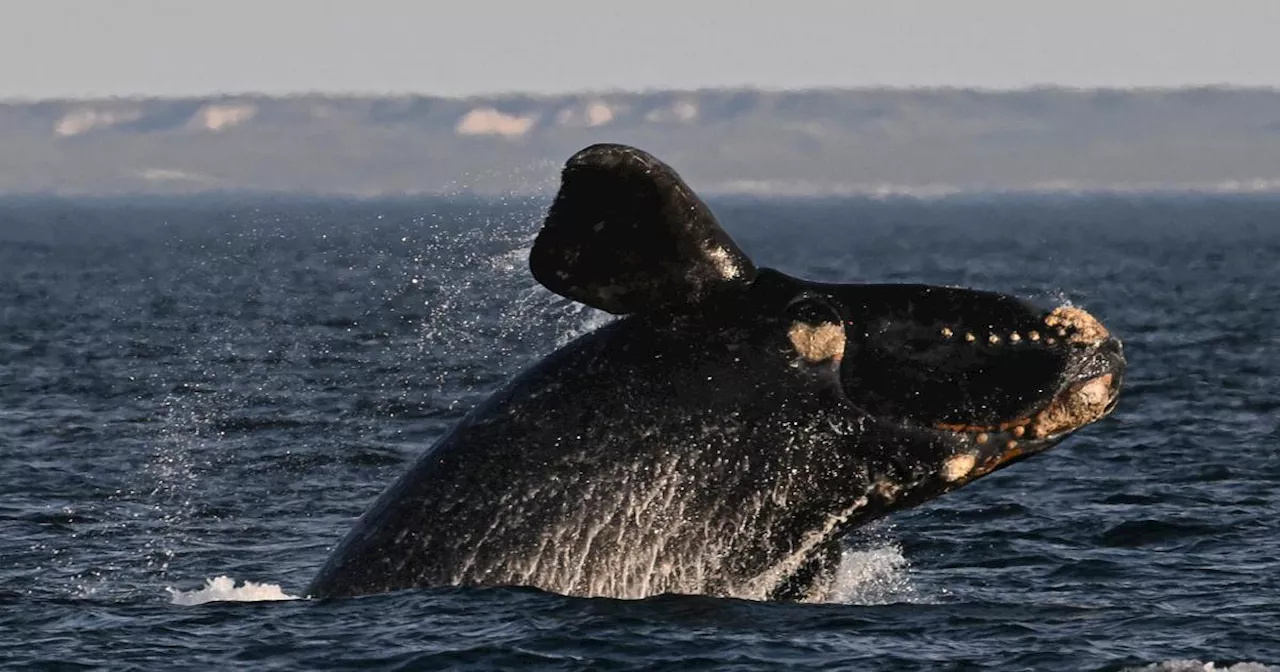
[4,87,1280,196]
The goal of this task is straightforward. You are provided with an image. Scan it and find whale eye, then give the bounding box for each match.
[784,294,848,364]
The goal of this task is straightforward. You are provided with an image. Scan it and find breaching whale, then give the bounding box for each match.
[308,144,1125,601]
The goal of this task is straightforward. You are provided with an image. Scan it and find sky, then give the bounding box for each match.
[2,0,1278,100]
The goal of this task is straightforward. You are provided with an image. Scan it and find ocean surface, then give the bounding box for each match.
[2,194,1278,670]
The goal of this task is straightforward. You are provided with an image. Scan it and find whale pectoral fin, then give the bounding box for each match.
[530,143,756,315]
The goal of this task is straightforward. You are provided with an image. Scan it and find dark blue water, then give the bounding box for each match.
[2,195,1278,670]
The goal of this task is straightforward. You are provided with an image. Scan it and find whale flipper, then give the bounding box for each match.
[531,143,756,314]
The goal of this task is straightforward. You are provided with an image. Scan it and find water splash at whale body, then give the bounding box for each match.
[432,410,911,603]
[168,576,298,605]
[409,212,615,409]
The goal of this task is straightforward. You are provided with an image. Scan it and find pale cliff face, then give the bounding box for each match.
[454,107,537,138]
[189,103,257,131]
[54,101,258,136]
[555,100,616,127]
[55,107,143,136]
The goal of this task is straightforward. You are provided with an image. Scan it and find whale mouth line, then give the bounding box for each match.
[932,371,1121,442]
[817,356,1122,455]
[924,369,1123,484]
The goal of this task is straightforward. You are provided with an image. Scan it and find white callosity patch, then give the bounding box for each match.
[1044,305,1111,345]
[167,576,298,605]
[788,322,846,363]
[1030,373,1115,439]
[942,452,977,482]
[874,479,901,501]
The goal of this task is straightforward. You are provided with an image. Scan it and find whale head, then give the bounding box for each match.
[773,275,1124,496]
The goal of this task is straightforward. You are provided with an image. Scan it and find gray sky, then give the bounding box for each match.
[2,0,1278,100]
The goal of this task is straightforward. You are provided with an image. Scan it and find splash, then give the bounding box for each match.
[553,302,615,347]
[1123,662,1275,672]
[167,576,299,606]
[409,211,615,405]
[421,413,910,602]
[826,543,916,605]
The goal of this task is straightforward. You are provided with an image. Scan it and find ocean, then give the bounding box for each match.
[2,194,1278,670]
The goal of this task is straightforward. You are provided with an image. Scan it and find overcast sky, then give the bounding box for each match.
[2,0,1277,100]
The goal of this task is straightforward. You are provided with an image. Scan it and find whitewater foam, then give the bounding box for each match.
[1123,662,1275,672]
[167,576,299,606]
[827,542,917,605]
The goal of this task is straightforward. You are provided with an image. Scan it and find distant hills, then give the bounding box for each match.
[3,87,1280,196]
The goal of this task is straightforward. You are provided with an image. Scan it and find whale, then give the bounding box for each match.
[308,143,1126,601]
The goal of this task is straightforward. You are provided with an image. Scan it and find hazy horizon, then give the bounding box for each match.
[4,1,1278,100]
[10,82,1280,105]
